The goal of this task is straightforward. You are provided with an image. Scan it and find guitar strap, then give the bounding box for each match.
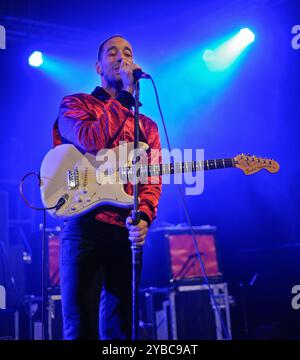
[105,111,130,149]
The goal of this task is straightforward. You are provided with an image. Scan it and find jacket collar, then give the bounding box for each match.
[91,86,111,101]
[91,86,142,108]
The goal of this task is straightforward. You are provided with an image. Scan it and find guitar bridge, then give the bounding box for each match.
[67,168,79,189]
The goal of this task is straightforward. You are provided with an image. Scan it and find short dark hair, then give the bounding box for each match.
[97,34,125,61]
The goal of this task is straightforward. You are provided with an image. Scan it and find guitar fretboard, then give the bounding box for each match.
[121,158,235,178]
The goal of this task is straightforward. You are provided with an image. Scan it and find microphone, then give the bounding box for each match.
[133,68,151,80]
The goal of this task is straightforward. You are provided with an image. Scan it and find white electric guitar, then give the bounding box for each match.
[40,142,279,219]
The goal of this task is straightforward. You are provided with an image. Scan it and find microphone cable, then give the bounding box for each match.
[146,75,231,340]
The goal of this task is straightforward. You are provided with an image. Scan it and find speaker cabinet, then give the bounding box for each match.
[169,283,232,340]
[142,225,222,288]
[139,283,232,340]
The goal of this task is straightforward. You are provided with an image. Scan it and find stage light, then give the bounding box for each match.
[28,51,43,67]
[238,28,255,46]
[202,49,215,62]
[203,27,255,71]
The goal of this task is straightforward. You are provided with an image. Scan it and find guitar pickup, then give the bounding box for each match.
[67,168,79,190]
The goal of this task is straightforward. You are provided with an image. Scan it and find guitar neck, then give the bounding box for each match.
[125,158,235,177]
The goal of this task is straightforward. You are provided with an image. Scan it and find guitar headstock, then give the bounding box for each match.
[234,154,280,175]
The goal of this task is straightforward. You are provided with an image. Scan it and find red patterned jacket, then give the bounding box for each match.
[53,87,162,227]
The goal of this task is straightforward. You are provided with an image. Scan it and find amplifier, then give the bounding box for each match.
[169,283,232,340]
[48,233,60,288]
[0,244,25,307]
[141,225,222,288]
[26,225,61,295]
[139,287,171,340]
[48,294,63,340]
[0,308,19,340]
[36,225,61,290]
[139,283,232,340]
[26,294,63,339]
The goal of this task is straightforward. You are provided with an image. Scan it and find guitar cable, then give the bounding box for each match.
[19,172,64,211]
[148,75,231,340]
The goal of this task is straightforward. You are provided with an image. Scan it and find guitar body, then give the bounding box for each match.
[40,142,149,219]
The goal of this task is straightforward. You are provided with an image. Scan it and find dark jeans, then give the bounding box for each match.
[60,216,136,340]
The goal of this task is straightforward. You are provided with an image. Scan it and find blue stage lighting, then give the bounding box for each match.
[202,49,215,62]
[203,27,255,71]
[28,51,43,67]
[238,28,255,46]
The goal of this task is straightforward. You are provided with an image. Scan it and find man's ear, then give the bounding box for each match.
[96,61,102,75]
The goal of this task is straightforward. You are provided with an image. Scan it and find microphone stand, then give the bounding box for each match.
[131,79,142,340]
[40,218,49,340]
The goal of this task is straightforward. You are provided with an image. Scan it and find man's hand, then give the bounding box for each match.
[119,59,141,94]
[126,216,148,246]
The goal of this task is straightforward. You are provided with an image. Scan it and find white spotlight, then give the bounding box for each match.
[28,51,43,67]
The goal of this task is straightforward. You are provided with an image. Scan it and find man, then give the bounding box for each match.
[53,35,162,339]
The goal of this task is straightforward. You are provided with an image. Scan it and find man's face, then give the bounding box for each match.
[96,36,133,85]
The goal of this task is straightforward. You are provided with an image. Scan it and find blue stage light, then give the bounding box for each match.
[202,49,215,62]
[238,28,255,46]
[203,28,255,71]
[28,51,43,67]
